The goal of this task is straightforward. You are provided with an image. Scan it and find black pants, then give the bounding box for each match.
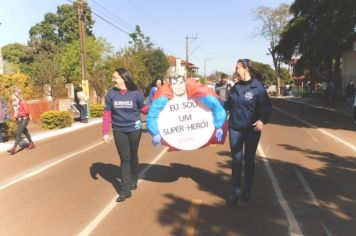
[113,129,142,195]
[14,117,32,148]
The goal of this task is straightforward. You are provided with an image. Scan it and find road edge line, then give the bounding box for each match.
[258,145,304,236]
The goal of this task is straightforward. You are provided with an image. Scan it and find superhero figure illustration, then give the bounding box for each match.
[146,75,227,151]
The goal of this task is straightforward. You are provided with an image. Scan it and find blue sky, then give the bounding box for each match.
[0,0,292,75]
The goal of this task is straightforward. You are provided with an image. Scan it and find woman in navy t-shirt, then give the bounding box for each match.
[102,68,148,202]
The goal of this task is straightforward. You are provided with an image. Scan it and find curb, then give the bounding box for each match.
[0,119,102,153]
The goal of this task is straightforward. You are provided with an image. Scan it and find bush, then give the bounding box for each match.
[40,110,72,129]
[90,104,104,118]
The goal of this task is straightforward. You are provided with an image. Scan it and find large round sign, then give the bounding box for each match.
[158,98,215,150]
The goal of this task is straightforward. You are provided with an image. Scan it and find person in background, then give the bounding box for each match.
[7,87,35,154]
[225,59,272,205]
[215,73,233,103]
[345,80,355,110]
[76,86,89,123]
[145,78,163,105]
[0,98,8,143]
[102,68,148,202]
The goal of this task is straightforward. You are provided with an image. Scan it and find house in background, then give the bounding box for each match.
[167,55,199,79]
[341,41,356,91]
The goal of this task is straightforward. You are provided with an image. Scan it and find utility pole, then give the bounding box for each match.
[185,35,198,63]
[77,0,90,117]
[204,58,213,85]
[185,35,197,77]
[77,0,88,82]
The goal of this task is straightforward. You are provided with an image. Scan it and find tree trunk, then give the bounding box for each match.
[271,52,281,97]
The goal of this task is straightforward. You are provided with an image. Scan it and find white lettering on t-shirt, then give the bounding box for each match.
[114,100,133,109]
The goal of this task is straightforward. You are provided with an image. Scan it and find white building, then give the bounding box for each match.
[167,55,199,79]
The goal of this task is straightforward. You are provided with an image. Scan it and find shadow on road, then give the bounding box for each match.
[271,99,355,131]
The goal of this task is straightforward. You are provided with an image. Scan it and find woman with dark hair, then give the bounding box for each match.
[102,68,148,202]
[225,59,272,205]
[7,87,35,154]
[145,78,163,105]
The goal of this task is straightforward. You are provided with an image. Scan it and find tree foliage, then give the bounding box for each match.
[253,3,291,95]
[276,0,356,87]
[59,37,112,85]
[29,3,94,45]
[0,73,34,103]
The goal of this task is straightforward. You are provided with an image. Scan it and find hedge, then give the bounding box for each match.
[90,104,104,118]
[40,110,72,129]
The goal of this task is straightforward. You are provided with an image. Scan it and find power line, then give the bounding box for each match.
[67,0,130,36]
[88,0,133,31]
[91,11,130,36]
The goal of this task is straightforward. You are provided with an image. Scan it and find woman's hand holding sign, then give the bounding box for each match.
[216,128,223,142]
[152,134,161,147]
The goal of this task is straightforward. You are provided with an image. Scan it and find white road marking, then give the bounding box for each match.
[295,168,333,236]
[258,145,304,236]
[0,139,107,191]
[78,147,168,236]
[273,106,356,152]
[285,98,349,115]
[304,129,319,143]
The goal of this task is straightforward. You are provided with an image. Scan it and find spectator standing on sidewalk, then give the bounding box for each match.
[102,68,148,203]
[76,86,88,123]
[0,98,9,143]
[225,59,272,205]
[7,87,35,154]
[345,81,355,110]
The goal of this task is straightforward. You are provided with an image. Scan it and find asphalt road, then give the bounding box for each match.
[0,98,355,236]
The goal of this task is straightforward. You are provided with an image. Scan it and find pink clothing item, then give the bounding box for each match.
[119,90,128,95]
[139,104,149,114]
[17,99,29,118]
[102,111,112,135]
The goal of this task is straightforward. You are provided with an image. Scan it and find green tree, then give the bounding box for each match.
[129,25,153,52]
[254,62,275,85]
[29,2,94,45]
[1,43,31,72]
[60,37,112,84]
[143,49,170,82]
[277,0,356,89]
[253,3,291,96]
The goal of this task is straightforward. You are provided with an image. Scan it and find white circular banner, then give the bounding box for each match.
[158,98,214,150]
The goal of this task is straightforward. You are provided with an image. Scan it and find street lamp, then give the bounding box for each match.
[204,58,213,85]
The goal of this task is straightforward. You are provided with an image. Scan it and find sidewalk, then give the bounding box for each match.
[276,96,353,116]
[0,119,102,153]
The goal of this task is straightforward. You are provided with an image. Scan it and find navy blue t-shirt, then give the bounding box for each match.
[105,88,145,132]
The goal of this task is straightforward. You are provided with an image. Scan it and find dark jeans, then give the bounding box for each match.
[229,127,261,194]
[14,117,32,148]
[0,123,4,142]
[113,129,142,195]
[79,104,87,122]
